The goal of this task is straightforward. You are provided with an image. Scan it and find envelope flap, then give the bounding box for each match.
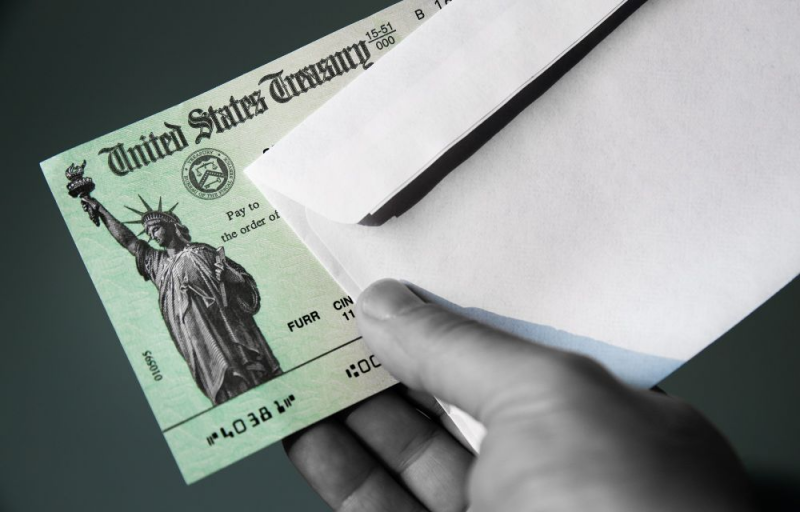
[245,0,628,224]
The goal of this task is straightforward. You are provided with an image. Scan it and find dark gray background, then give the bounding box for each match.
[1,1,797,510]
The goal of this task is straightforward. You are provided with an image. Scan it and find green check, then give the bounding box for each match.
[41,0,445,483]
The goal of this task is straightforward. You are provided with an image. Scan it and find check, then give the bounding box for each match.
[41,0,444,484]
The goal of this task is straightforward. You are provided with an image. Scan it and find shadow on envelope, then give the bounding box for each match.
[411,285,682,388]
[360,0,649,227]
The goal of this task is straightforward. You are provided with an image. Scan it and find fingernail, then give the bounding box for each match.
[360,279,424,321]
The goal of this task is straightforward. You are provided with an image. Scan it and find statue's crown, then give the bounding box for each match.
[123,196,180,237]
[65,160,87,180]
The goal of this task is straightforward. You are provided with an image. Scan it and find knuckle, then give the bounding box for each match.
[550,351,612,384]
[395,422,441,477]
[664,395,707,430]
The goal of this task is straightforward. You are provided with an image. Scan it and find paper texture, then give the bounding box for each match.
[247,0,800,391]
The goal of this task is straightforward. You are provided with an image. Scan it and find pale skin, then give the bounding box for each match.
[81,197,243,283]
[285,279,757,512]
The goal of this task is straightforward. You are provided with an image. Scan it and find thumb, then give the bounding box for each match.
[356,279,590,424]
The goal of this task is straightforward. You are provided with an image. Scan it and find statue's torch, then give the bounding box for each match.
[65,160,100,226]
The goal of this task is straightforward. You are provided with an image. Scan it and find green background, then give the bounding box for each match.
[1,0,797,510]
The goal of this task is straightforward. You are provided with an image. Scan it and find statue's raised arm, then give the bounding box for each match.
[81,197,139,256]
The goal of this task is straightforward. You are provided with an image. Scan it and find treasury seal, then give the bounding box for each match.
[182,148,235,200]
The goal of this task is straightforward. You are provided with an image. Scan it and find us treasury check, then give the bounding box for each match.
[40,0,449,484]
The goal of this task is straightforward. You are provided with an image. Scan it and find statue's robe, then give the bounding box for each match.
[135,241,282,404]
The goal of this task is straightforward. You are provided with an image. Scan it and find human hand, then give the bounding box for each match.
[285,279,756,512]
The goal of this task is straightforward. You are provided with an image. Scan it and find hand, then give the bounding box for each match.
[80,196,105,220]
[285,279,756,512]
[214,259,245,284]
[214,260,225,282]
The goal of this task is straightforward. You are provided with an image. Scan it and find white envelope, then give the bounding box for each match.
[246,0,800,446]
